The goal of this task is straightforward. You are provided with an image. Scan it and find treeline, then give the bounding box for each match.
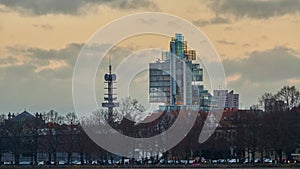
[0,111,105,165]
[0,86,299,165]
[172,85,300,163]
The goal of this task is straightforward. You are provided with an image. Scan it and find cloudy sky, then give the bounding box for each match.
[0,0,300,114]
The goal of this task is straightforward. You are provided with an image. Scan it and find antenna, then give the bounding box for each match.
[109,54,111,65]
[102,55,119,124]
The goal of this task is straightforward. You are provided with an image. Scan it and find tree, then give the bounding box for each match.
[276,85,300,110]
[65,112,78,125]
[43,110,59,123]
[259,92,277,112]
[117,97,146,122]
[0,114,5,124]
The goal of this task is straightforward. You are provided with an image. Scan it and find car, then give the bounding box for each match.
[263,158,273,163]
[71,160,81,165]
[58,160,66,165]
[37,161,45,165]
[228,159,238,163]
[243,158,249,164]
[3,161,13,165]
[217,159,226,164]
[91,160,98,165]
[254,159,260,163]
[19,161,31,165]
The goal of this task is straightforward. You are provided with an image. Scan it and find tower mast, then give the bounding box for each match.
[101,59,119,124]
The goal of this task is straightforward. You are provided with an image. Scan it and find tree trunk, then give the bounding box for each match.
[80,151,84,164]
[67,152,71,164]
[53,151,57,165]
[48,153,52,164]
[15,153,20,165]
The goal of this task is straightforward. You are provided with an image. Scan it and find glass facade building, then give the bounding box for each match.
[149,33,212,112]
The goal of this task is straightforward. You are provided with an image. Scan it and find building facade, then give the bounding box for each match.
[149,33,211,111]
[212,90,239,109]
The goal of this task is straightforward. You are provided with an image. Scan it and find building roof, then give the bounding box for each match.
[13,110,35,121]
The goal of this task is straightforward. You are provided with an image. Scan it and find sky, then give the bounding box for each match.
[0,0,300,114]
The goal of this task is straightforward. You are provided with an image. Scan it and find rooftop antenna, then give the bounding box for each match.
[109,55,111,72]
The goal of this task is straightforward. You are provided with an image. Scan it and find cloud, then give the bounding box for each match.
[34,60,68,73]
[0,43,84,113]
[0,56,19,68]
[222,47,300,107]
[209,0,300,19]
[5,43,83,80]
[287,78,300,85]
[32,24,53,30]
[1,42,145,113]
[226,73,241,84]
[193,16,230,26]
[217,40,236,45]
[223,47,300,83]
[4,42,130,82]
[0,0,158,16]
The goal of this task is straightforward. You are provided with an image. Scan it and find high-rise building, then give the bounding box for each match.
[212,90,228,109]
[149,33,211,111]
[226,90,239,109]
[212,90,239,109]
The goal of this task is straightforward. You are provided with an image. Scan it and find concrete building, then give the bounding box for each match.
[212,90,239,109]
[226,90,239,109]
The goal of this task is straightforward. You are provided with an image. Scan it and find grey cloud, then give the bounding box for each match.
[222,46,300,107]
[0,43,84,113]
[193,16,230,26]
[0,0,158,16]
[28,43,83,63]
[5,43,84,79]
[33,24,53,30]
[111,0,157,10]
[0,56,18,65]
[1,43,142,112]
[217,40,236,45]
[210,0,300,19]
[223,47,300,83]
[243,43,251,47]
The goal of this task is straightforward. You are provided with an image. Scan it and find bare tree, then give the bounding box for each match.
[276,85,300,109]
[43,110,59,123]
[0,114,5,124]
[118,97,146,122]
[65,112,78,125]
[259,92,277,112]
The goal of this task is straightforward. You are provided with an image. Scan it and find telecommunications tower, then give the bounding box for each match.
[101,62,119,123]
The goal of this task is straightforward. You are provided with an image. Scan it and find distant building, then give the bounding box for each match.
[212,90,228,109]
[149,33,211,111]
[212,90,239,109]
[226,90,239,109]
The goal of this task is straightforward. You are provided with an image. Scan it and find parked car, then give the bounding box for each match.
[37,161,45,165]
[263,158,273,163]
[58,160,66,165]
[19,161,31,165]
[3,161,13,165]
[217,159,226,163]
[228,159,238,163]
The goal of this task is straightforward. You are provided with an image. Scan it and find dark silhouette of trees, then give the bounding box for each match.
[276,85,300,110]
[0,86,299,165]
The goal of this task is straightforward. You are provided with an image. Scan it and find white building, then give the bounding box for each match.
[212,90,239,109]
